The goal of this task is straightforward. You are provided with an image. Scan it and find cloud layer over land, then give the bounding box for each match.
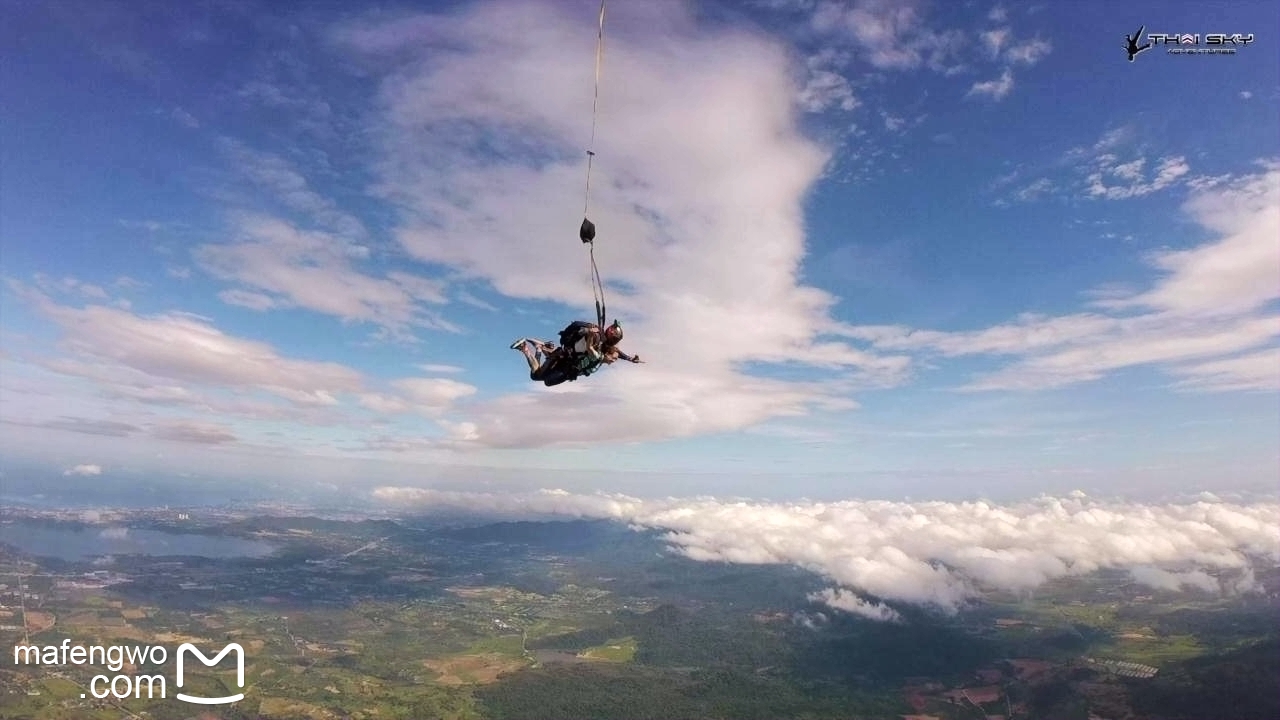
[373,487,1280,620]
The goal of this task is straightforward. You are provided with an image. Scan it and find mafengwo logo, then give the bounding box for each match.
[12,640,246,705]
[175,642,245,704]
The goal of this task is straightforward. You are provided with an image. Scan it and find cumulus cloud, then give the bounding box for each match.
[781,0,1049,108]
[331,0,909,448]
[1005,37,1051,65]
[839,160,1280,392]
[25,294,365,405]
[981,27,1010,59]
[809,588,902,621]
[152,421,238,445]
[1168,348,1280,392]
[419,363,465,374]
[1128,566,1221,594]
[218,288,280,311]
[1086,156,1190,200]
[393,377,477,408]
[373,487,1280,616]
[197,215,455,337]
[236,80,335,133]
[1000,126,1197,205]
[42,417,141,437]
[968,68,1013,100]
[217,138,366,240]
[4,278,489,449]
[1015,177,1053,201]
[797,50,859,112]
[809,0,965,73]
[1101,162,1280,316]
[64,464,103,476]
[32,274,111,301]
[169,106,199,129]
[1,282,413,437]
[966,27,1047,102]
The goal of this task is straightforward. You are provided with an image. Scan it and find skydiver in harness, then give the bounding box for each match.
[511,2,644,388]
[510,319,640,387]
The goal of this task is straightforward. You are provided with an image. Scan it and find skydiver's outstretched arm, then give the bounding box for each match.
[601,345,637,361]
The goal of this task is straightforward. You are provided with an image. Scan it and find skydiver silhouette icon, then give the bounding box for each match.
[1126,25,1151,62]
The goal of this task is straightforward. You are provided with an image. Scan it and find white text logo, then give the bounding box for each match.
[175,642,244,705]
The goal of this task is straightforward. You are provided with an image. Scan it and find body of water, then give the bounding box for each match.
[0,521,277,560]
[534,650,592,664]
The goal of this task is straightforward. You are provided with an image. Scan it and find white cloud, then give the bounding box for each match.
[1076,125,1134,157]
[1005,37,1051,65]
[981,27,1010,59]
[392,377,477,410]
[152,421,238,445]
[957,316,1278,391]
[15,286,366,406]
[809,588,902,621]
[331,0,909,448]
[792,1,1044,106]
[218,289,280,311]
[64,464,103,477]
[358,392,412,415]
[373,487,1280,615]
[4,279,492,449]
[1015,177,1053,201]
[1239,90,1252,100]
[808,0,965,73]
[1006,127,1196,205]
[169,106,199,129]
[798,51,859,112]
[419,363,465,374]
[1129,566,1222,594]
[840,161,1280,391]
[196,215,456,337]
[967,68,1013,100]
[217,138,365,239]
[32,274,111,301]
[236,80,334,131]
[1111,158,1145,181]
[1086,156,1190,199]
[1098,163,1279,317]
[119,219,170,233]
[1168,348,1280,392]
[1058,128,1193,200]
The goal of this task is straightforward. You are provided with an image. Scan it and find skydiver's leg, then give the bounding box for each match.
[511,339,544,377]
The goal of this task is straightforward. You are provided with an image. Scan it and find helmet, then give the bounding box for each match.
[603,320,623,345]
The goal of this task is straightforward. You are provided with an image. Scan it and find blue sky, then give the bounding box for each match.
[2,0,1277,502]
